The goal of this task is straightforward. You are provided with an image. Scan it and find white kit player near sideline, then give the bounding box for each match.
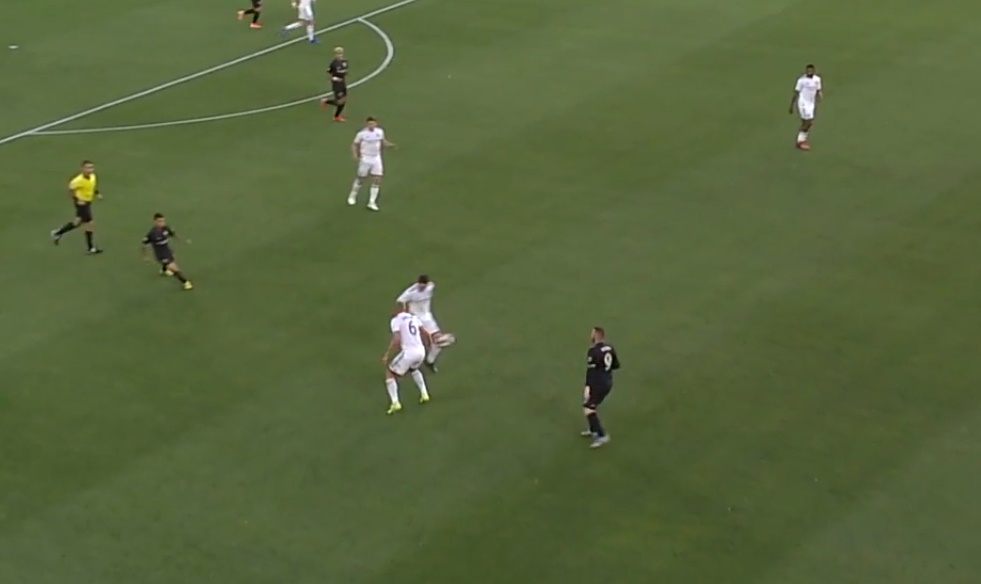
[397,274,455,373]
[282,0,318,44]
[348,117,396,211]
[382,308,431,415]
[789,64,823,150]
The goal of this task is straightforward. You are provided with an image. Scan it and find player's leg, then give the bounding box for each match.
[165,259,193,290]
[422,318,444,371]
[582,387,611,448]
[51,214,81,245]
[323,87,347,120]
[385,356,406,413]
[348,164,369,205]
[239,0,262,27]
[366,167,382,211]
[796,104,814,148]
[74,205,101,254]
[408,357,430,403]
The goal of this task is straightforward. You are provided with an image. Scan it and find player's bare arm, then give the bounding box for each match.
[351,142,361,161]
[789,90,799,114]
[383,139,396,149]
[382,332,400,363]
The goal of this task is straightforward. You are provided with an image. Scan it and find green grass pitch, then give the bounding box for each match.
[3,0,981,582]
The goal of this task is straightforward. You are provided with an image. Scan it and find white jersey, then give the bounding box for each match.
[795,74,822,105]
[390,312,425,353]
[297,0,314,20]
[397,282,434,316]
[354,127,385,159]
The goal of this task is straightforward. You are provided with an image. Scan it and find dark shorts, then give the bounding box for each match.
[154,248,174,266]
[75,201,93,223]
[332,81,348,100]
[251,0,262,8]
[583,385,612,409]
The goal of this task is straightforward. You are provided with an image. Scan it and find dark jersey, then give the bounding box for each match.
[143,225,176,255]
[328,58,349,81]
[585,342,620,389]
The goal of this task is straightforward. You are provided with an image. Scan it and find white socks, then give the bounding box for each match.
[797,131,808,143]
[426,345,442,364]
[349,179,362,200]
[410,370,429,399]
[368,185,380,205]
[285,22,302,31]
[306,25,315,41]
[385,378,399,405]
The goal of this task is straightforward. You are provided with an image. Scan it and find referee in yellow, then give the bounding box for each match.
[50,160,103,254]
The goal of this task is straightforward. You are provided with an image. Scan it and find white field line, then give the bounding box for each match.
[35,19,395,136]
[0,0,418,146]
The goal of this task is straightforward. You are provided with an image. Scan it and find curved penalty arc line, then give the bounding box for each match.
[34,19,395,137]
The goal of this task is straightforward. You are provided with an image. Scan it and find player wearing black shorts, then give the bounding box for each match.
[237,0,263,29]
[142,213,193,291]
[320,46,350,122]
[581,326,620,448]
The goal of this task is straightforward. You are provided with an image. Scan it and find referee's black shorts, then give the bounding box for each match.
[583,385,612,409]
[74,201,93,223]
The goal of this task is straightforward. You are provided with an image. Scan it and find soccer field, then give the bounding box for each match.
[4,0,981,581]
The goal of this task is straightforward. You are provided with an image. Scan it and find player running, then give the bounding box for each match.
[281,0,318,43]
[397,275,455,373]
[382,307,432,415]
[348,117,396,211]
[789,64,823,150]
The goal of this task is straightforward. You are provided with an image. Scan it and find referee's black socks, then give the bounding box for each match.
[54,222,76,236]
[84,231,95,250]
[586,413,605,437]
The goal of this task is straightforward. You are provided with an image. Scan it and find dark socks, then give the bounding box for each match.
[252,11,261,23]
[55,222,77,236]
[335,103,346,117]
[586,413,605,437]
[172,270,188,284]
[323,98,336,106]
[84,231,95,250]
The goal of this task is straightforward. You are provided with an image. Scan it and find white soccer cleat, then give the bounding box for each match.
[347,196,357,206]
[367,203,380,212]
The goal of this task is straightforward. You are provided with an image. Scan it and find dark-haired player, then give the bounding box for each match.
[581,326,620,448]
[397,274,455,372]
[320,46,349,122]
[50,159,103,254]
[237,0,263,29]
[142,213,193,291]
[789,64,823,150]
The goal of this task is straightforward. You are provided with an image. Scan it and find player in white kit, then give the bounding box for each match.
[281,0,318,44]
[382,307,431,414]
[789,64,823,150]
[397,274,455,373]
[348,117,396,211]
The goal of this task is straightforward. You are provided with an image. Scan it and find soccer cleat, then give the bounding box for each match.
[799,142,811,151]
[237,10,244,20]
[333,116,346,122]
[423,361,438,374]
[347,196,357,206]
[182,281,194,291]
[250,23,262,29]
[419,394,430,404]
[387,402,402,415]
[50,229,61,245]
[580,430,596,438]
[590,435,611,449]
[367,202,380,212]
[87,248,103,255]
[310,38,320,44]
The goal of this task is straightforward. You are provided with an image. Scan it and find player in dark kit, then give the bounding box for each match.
[237,0,263,29]
[320,46,350,122]
[581,326,620,448]
[142,213,193,291]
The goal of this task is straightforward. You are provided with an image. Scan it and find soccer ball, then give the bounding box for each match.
[435,333,456,347]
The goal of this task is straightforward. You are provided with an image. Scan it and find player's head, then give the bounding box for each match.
[805,64,816,77]
[365,116,378,130]
[416,274,430,290]
[153,212,166,227]
[590,326,606,344]
[334,46,344,58]
[81,160,95,176]
[393,303,408,316]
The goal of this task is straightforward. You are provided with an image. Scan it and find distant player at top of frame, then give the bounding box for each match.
[396,274,455,373]
[789,64,823,151]
[348,117,396,211]
[281,0,318,44]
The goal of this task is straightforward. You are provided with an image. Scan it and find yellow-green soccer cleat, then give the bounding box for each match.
[387,402,402,415]
[419,394,430,404]
[182,281,194,291]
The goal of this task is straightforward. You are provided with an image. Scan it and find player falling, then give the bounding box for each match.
[349,117,396,211]
[397,275,455,373]
[789,64,823,150]
[281,0,318,43]
[382,307,432,414]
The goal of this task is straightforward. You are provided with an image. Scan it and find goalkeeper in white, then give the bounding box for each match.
[397,274,455,372]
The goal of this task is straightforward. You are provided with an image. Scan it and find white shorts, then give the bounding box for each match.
[798,102,815,121]
[389,350,424,376]
[297,5,314,21]
[357,156,383,177]
[417,313,440,334]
